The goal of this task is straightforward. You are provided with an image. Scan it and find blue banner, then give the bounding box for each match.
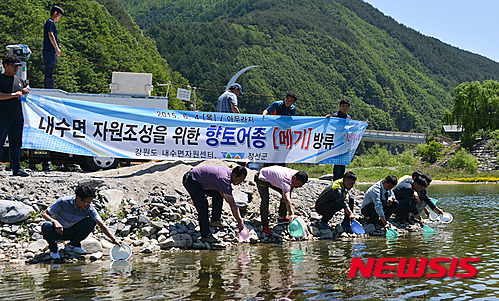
[21,94,367,164]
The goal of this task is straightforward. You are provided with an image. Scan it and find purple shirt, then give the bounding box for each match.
[258,166,297,193]
[191,165,233,195]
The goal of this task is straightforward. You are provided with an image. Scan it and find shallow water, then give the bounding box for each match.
[1,184,499,300]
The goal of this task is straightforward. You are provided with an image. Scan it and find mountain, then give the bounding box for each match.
[115,0,499,132]
[0,0,189,110]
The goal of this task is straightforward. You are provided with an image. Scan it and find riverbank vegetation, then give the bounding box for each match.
[289,140,490,183]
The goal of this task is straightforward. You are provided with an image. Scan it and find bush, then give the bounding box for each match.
[448,148,478,173]
[419,141,443,164]
[350,144,399,167]
[397,149,419,165]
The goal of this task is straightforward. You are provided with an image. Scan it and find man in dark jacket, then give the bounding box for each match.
[0,53,30,177]
[392,175,428,225]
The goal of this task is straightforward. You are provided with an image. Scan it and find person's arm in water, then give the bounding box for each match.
[222,193,244,231]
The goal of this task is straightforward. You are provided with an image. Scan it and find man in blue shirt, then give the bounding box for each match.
[41,185,121,259]
[216,83,243,113]
[263,92,297,116]
[43,5,63,89]
[361,175,399,229]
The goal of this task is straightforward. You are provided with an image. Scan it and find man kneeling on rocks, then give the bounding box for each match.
[41,185,121,259]
[254,166,308,234]
[361,175,399,229]
[183,165,247,243]
[315,171,357,230]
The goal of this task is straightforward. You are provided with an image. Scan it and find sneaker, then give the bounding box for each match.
[277,216,291,224]
[12,169,29,177]
[209,220,225,228]
[65,244,86,254]
[263,226,271,234]
[319,221,329,229]
[50,250,60,259]
[201,233,219,244]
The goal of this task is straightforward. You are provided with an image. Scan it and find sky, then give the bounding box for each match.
[363,0,499,63]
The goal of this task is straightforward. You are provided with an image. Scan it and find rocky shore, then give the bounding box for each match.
[0,159,423,264]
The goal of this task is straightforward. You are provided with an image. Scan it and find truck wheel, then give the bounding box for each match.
[80,156,119,171]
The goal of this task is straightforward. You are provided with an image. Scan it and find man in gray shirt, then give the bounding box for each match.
[41,185,120,259]
[216,83,242,113]
[361,175,399,229]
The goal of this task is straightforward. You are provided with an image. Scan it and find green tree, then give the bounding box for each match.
[445,80,499,138]
[419,141,443,164]
[448,148,478,173]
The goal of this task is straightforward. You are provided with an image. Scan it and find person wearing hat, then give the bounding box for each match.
[216,83,243,113]
[326,99,352,180]
[43,5,64,89]
[41,185,121,260]
[0,53,30,177]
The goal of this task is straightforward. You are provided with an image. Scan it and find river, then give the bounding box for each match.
[1,184,498,300]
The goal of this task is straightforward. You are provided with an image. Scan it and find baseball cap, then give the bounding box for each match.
[230,83,243,95]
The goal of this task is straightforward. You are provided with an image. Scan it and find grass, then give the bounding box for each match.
[288,163,499,183]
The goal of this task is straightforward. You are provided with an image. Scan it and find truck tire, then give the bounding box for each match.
[80,156,119,171]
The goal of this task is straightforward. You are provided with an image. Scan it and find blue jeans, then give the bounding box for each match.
[43,51,57,89]
[42,218,96,253]
[182,171,223,238]
[333,165,346,181]
[0,120,23,171]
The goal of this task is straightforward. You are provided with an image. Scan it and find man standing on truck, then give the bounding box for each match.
[43,5,63,89]
[216,83,242,114]
[0,53,30,177]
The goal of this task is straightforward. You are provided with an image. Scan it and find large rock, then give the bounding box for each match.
[172,234,192,248]
[26,239,48,253]
[81,237,103,254]
[0,200,34,224]
[100,189,124,213]
[77,178,105,188]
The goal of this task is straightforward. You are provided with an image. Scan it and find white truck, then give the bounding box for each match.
[2,45,170,171]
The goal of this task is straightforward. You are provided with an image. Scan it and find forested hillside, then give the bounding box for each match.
[0,0,189,110]
[116,0,499,132]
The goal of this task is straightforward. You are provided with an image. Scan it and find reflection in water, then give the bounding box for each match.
[1,184,499,299]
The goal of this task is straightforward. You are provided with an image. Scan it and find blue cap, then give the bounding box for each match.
[230,83,243,95]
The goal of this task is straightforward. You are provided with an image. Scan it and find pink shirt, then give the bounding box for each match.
[258,166,297,193]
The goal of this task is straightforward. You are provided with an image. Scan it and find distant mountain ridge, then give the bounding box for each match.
[115,0,499,132]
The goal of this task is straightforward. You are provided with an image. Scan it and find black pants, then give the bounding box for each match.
[315,197,353,224]
[183,171,223,238]
[0,120,23,171]
[333,165,346,181]
[42,217,96,253]
[43,51,57,89]
[361,199,399,224]
[395,198,415,222]
[254,173,288,227]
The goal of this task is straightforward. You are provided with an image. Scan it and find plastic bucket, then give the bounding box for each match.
[110,243,132,261]
[385,228,399,238]
[350,220,365,235]
[289,219,304,237]
[439,212,453,223]
[429,211,439,221]
[238,226,250,242]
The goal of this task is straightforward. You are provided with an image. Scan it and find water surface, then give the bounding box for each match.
[1,184,498,300]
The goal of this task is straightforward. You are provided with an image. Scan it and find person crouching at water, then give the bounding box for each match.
[254,166,308,234]
[183,165,247,243]
[392,175,428,225]
[361,175,399,229]
[41,185,121,259]
[315,171,357,230]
